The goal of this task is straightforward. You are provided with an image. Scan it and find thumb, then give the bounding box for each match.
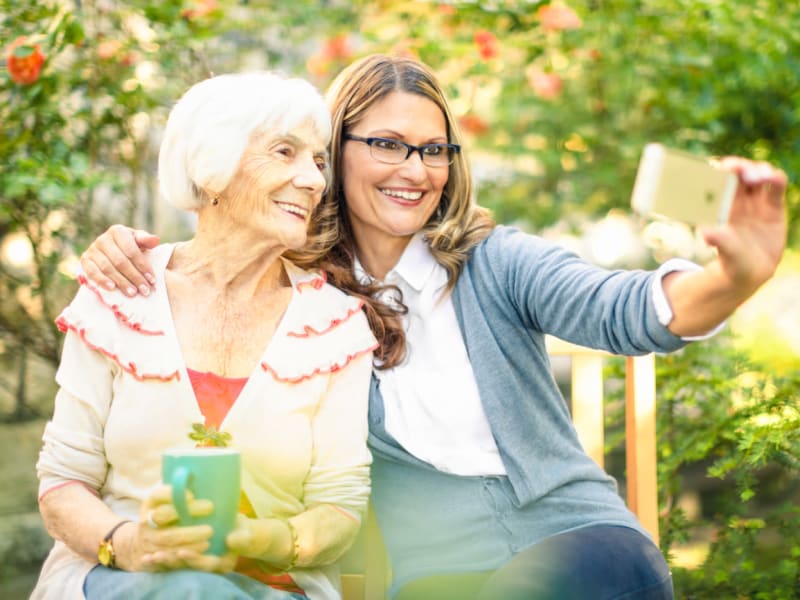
[225,515,253,552]
[698,224,728,253]
[133,229,160,250]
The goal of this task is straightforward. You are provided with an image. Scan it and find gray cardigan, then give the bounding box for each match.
[369,225,685,500]
[367,226,686,585]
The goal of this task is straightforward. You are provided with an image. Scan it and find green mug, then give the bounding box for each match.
[162,447,241,556]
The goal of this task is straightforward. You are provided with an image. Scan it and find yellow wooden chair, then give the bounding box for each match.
[340,337,660,600]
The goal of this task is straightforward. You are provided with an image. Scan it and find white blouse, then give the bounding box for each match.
[363,234,506,476]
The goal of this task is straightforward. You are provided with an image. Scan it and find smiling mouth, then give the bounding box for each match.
[275,201,309,219]
[380,189,423,201]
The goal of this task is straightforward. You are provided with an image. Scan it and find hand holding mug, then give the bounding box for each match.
[113,485,226,572]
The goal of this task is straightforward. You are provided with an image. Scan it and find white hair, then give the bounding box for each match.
[158,71,331,211]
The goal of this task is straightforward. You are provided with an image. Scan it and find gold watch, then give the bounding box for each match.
[98,520,131,569]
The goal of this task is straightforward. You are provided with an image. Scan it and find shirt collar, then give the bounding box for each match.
[353,232,439,293]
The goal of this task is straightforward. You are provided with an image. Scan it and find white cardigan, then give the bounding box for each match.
[33,244,377,600]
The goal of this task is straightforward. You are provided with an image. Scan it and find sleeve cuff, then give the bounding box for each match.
[652,258,726,341]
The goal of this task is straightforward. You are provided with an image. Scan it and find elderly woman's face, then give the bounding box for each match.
[221,120,328,250]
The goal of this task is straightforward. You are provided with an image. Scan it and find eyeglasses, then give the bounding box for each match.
[344,134,460,167]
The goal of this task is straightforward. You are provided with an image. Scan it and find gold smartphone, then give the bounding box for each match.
[630,143,738,225]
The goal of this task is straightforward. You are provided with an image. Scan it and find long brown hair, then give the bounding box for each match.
[288,54,495,368]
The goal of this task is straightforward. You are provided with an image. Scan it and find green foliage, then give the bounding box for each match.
[655,335,800,598]
[188,422,232,448]
[344,0,800,244]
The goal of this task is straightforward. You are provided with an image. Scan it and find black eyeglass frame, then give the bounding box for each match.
[343,133,461,166]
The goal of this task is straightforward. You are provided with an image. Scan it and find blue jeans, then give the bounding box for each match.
[83,566,308,600]
[395,525,673,600]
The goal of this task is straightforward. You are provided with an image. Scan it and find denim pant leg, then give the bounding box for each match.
[84,566,308,600]
[476,525,674,600]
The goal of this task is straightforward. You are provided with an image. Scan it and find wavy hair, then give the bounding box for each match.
[288,54,495,368]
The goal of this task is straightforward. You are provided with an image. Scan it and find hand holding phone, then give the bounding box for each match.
[630,143,738,226]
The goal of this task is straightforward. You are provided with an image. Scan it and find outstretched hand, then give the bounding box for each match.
[701,157,787,294]
[80,224,159,297]
[663,156,788,338]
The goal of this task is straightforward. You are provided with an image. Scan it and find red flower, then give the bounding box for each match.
[321,34,352,61]
[526,68,563,101]
[537,3,582,32]
[474,30,499,60]
[459,113,489,136]
[6,36,45,85]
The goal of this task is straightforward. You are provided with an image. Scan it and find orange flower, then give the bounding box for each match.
[306,52,330,77]
[6,36,45,85]
[438,3,456,15]
[526,68,563,100]
[322,34,352,61]
[474,30,499,60]
[537,3,582,32]
[459,113,489,136]
[181,0,217,20]
[97,39,122,60]
[306,34,353,78]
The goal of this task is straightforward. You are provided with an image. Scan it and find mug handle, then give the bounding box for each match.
[170,466,193,521]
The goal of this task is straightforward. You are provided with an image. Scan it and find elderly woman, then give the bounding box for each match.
[32,71,377,600]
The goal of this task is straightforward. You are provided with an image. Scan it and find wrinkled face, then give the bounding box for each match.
[221,119,328,250]
[341,91,450,270]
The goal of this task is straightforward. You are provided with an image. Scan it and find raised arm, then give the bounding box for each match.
[663,157,787,337]
[80,224,160,296]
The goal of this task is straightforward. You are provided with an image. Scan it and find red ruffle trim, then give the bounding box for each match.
[287,299,365,338]
[56,315,181,382]
[76,274,164,335]
[295,269,327,292]
[260,342,378,383]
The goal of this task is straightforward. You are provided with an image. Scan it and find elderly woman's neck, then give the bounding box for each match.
[171,230,288,298]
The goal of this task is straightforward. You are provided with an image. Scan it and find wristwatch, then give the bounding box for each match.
[98,520,131,569]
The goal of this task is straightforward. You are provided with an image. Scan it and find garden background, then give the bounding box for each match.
[1,1,798,598]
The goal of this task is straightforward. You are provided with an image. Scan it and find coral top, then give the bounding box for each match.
[188,369,246,430]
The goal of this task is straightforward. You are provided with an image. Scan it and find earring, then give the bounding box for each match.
[211,195,219,206]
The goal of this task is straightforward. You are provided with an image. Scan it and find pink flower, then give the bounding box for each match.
[526,68,563,100]
[97,39,122,60]
[537,3,582,32]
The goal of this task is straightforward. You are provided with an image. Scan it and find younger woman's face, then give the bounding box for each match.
[341,91,450,275]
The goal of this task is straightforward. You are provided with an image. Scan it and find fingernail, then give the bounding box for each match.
[145,273,156,285]
[126,286,137,297]
[139,285,151,297]
[104,281,116,291]
[741,168,758,184]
